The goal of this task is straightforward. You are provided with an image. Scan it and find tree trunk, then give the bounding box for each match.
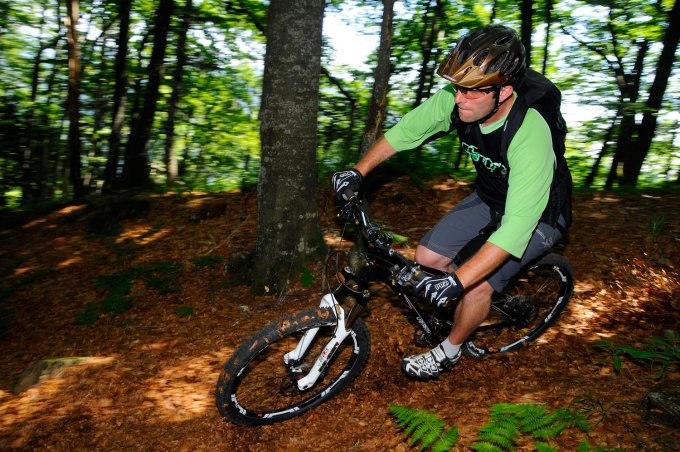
[321,66,358,164]
[65,0,84,198]
[520,0,533,66]
[103,0,132,191]
[360,0,395,156]
[620,0,680,186]
[607,39,648,189]
[414,0,443,108]
[165,0,192,185]
[254,0,326,296]
[541,0,553,75]
[122,0,173,188]
[586,108,620,187]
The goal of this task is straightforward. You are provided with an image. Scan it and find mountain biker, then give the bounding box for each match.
[332,24,572,380]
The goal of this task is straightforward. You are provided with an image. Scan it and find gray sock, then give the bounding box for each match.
[440,339,461,359]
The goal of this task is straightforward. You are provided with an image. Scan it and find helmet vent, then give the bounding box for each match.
[473,50,489,66]
[495,35,512,45]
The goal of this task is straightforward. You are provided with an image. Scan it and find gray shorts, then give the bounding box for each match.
[419,192,565,292]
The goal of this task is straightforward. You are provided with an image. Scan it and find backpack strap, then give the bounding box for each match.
[499,69,554,169]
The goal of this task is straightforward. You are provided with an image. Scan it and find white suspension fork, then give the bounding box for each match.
[283,293,352,391]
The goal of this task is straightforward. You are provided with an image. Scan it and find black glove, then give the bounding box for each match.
[414,272,464,308]
[331,169,363,201]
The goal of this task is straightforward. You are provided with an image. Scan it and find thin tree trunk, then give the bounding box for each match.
[360,0,395,156]
[413,0,444,107]
[122,0,173,188]
[586,108,621,187]
[66,0,84,198]
[321,67,358,164]
[607,39,648,188]
[103,0,131,191]
[541,0,553,75]
[165,0,192,185]
[520,0,533,66]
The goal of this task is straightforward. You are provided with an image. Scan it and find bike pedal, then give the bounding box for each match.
[462,341,486,360]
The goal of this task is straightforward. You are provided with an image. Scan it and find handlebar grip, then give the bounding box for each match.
[342,188,357,201]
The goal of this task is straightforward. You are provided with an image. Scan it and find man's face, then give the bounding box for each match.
[454,85,499,123]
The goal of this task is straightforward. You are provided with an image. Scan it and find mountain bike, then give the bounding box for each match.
[215,192,574,426]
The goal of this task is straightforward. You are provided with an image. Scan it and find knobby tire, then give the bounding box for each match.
[215,307,370,426]
[464,252,574,358]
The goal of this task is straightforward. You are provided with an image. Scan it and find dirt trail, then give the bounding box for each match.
[0,177,678,450]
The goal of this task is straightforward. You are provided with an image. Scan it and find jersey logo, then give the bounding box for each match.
[461,142,508,176]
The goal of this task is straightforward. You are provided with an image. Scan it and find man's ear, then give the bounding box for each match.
[500,85,514,102]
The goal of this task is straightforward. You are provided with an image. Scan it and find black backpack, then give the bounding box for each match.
[452,68,572,231]
[500,68,568,166]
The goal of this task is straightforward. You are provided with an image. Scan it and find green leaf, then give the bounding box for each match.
[535,442,557,452]
[470,442,504,452]
[300,267,315,287]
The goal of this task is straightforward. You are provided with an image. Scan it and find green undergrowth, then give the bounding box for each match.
[75,261,184,325]
[390,403,621,451]
[594,330,679,379]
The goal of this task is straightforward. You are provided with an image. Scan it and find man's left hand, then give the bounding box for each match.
[414,272,464,308]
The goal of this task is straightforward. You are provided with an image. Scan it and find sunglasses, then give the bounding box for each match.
[454,85,499,100]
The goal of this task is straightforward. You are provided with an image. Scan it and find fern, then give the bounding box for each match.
[432,427,459,452]
[594,330,680,378]
[389,405,459,451]
[471,403,593,451]
[535,442,557,452]
[475,431,516,450]
[390,403,596,452]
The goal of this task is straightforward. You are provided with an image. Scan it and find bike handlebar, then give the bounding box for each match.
[338,190,428,286]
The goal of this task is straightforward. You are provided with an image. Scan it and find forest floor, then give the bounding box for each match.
[0,176,679,451]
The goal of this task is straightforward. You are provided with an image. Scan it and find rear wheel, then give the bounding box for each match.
[463,253,574,359]
[215,307,370,425]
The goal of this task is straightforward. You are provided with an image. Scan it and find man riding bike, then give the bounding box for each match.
[332,24,572,381]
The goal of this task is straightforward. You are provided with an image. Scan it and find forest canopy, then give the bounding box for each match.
[0,0,678,209]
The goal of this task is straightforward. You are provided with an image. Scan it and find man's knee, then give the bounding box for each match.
[461,280,495,306]
[415,245,451,271]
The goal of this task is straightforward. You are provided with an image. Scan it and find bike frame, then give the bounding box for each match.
[284,198,450,391]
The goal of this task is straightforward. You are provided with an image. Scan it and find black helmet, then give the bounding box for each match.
[437,24,526,87]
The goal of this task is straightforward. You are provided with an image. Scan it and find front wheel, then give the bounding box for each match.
[215,307,370,426]
[464,253,574,358]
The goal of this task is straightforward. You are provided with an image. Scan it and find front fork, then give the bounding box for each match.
[283,291,365,391]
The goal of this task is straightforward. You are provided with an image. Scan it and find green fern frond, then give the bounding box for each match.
[535,441,557,452]
[530,421,568,440]
[476,431,515,449]
[390,405,420,428]
[411,420,444,450]
[556,407,591,432]
[520,410,559,433]
[478,422,519,441]
[432,427,459,452]
[389,405,459,451]
[577,440,591,452]
[470,441,504,452]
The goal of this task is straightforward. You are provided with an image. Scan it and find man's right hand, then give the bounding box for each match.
[332,169,363,201]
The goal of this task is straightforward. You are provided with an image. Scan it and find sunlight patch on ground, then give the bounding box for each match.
[57,256,83,268]
[431,179,472,191]
[323,231,343,246]
[21,205,87,230]
[139,341,170,351]
[142,349,231,423]
[12,266,34,277]
[117,226,172,246]
[0,356,116,438]
[21,218,47,229]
